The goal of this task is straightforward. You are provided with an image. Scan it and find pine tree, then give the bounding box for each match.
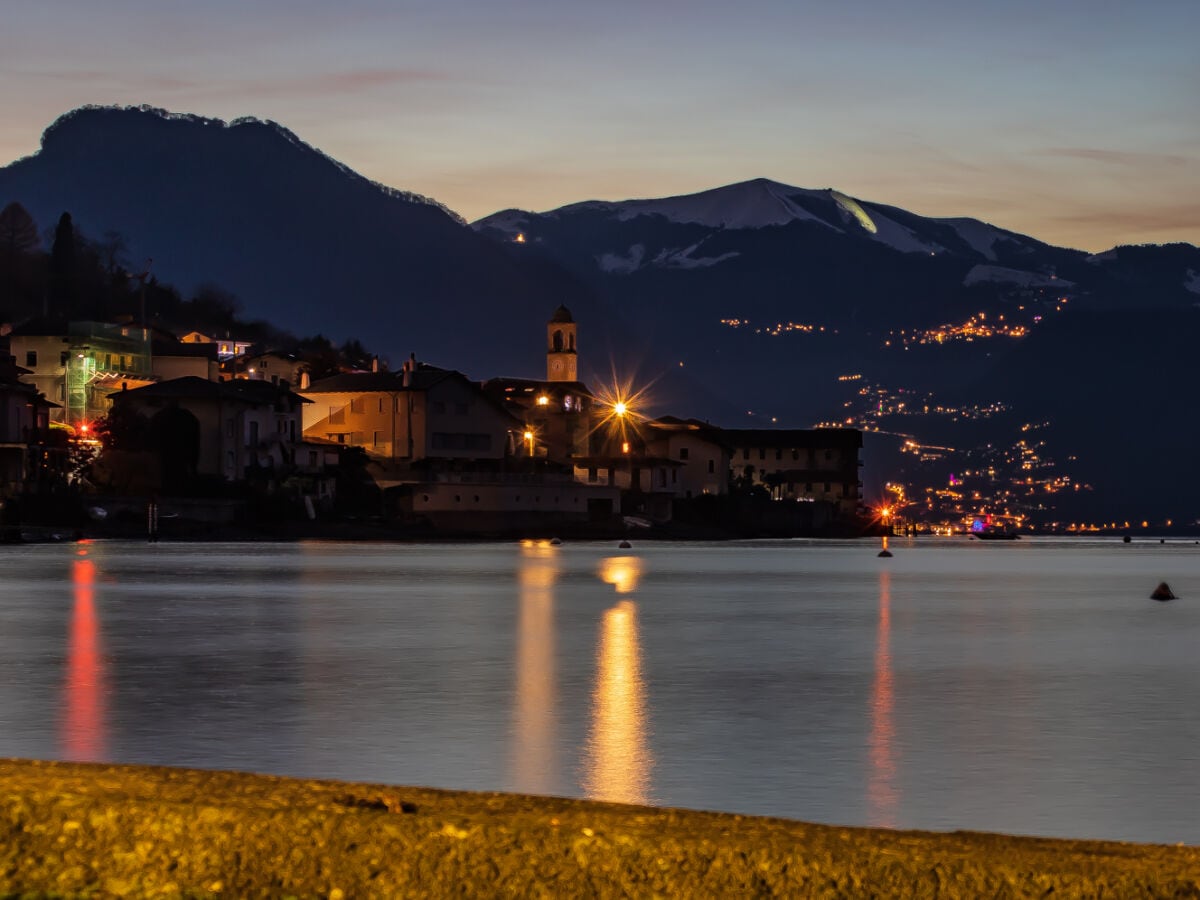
[49,211,78,314]
[0,202,39,260]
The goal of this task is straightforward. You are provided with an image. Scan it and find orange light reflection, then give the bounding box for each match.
[63,555,107,761]
[867,569,897,827]
[511,541,559,793]
[598,556,642,594]
[583,599,652,805]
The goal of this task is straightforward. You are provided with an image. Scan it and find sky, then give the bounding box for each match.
[1,0,1197,252]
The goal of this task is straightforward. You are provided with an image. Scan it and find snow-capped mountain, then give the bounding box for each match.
[475,177,1052,272]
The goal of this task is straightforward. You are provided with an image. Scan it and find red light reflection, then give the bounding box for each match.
[63,556,107,761]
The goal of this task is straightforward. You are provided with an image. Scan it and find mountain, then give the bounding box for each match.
[4,107,1200,524]
[0,105,619,380]
[475,180,1200,525]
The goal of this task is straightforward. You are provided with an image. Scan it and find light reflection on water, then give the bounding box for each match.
[62,545,106,761]
[867,569,896,828]
[510,541,559,795]
[3,537,1200,844]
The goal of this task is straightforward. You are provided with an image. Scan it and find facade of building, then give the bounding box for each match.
[299,360,521,464]
[9,320,155,427]
[108,376,310,483]
[0,354,58,496]
[644,418,731,498]
[179,332,255,361]
[723,428,864,519]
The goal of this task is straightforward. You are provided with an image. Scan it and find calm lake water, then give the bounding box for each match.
[2,537,1198,845]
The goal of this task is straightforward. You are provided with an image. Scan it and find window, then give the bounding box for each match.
[24,350,36,367]
[775,449,782,460]
[432,400,446,415]
[588,468,598,483]
[792,449,799,461]
[308,451,317,466]
[742,448,749,460]
[350,398,364,414]
[454,401,468,415]
[759,448,766,460]
[378,398,385,413]
[707,459,715,474]
[679,447,689,460]
[824,482,831,493]
[373,431,383,448]
[825,450,833,461]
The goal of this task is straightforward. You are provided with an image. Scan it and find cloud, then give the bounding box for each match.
[1040,147,1195,168]
[15,65,447,99]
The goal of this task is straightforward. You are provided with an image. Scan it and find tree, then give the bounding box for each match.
[49,211,78,312]
[0,202,39,259]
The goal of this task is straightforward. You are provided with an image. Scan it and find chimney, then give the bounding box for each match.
[299,370,310,390]
[371,356,379,373]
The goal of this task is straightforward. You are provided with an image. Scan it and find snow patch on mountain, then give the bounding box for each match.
[598,244,646,274]
[964,265,1074,288]
[1186,269,1200,294]
[652,244,741,269]
[939,218,1003,261]
[597,242,740,273]
[562,179,836,231]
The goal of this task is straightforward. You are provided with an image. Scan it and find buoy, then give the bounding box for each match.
[1123,534,1131,543]
[549,537,562,546]
[1151,582,1176,601]
[618,540,632,549]
[878,550,893,558]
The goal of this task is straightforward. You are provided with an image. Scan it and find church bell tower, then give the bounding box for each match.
[546,305,577,382]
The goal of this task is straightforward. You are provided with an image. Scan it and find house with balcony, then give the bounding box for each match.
[8,319,156,428]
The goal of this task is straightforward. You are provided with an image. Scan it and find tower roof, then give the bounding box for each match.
[549,304,574,324]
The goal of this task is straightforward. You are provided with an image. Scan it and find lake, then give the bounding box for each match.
[2,536,1198,845]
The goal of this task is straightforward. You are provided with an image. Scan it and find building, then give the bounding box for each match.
[483,305,594,465]
[152,338,219,382]
[8,319,155,427]
[238,351,308,389]
[0,353,58,496]
[722,428,864,519]
[299,358,522,464]
[644,417,731,498]
[106,376,311,485]
[180,331,255,361]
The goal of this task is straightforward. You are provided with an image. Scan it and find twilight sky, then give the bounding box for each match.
[2,0,1197,251]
